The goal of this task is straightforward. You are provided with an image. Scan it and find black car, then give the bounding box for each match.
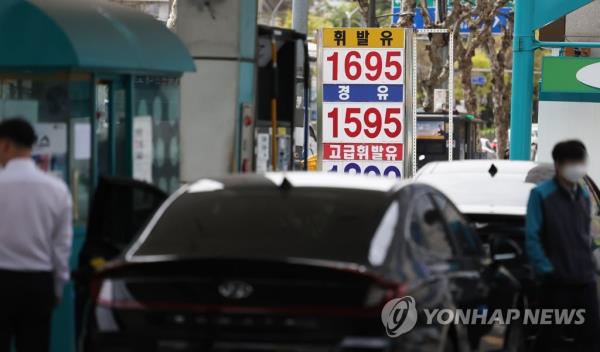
[78,173,512,352]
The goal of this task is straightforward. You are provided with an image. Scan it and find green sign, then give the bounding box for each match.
[541,57,600,102]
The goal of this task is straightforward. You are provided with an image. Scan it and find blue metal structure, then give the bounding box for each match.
[0,1,195,351]
[509,0,593,160]
[0,0,194,72]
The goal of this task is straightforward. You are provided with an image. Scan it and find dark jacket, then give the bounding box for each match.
[526,178,595,284]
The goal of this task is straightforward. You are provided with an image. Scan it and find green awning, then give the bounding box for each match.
[0,0,195,73]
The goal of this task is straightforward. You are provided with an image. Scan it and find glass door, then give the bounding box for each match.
[94,76,131,180]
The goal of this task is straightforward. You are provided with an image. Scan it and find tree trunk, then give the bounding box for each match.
[485,13,513,159]
[398,0,418,27]
[355,0,371,26]
[421,33,448,111]
[415,0,446,112]
[458,48,477,113]
[166,0,178,29]
[399,0,510,123]
[451,7,480,116]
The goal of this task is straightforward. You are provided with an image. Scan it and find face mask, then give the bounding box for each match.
[561,164,587,183]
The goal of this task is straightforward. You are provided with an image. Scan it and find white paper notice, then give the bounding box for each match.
[255,133,270,173]
[33,123,67,156]
[74,123,91,160]
[133,116,153,183]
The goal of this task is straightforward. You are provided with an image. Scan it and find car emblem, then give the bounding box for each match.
[218,280,253,299]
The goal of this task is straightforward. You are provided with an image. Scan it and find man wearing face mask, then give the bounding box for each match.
[0,118,72,352]
[526,140,600,351]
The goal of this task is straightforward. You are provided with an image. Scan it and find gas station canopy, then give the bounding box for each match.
[0,0,195,73]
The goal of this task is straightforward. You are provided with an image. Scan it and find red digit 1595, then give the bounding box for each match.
[326,51,402,81]
[327,107,402,139]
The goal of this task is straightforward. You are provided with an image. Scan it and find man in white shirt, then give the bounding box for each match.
[0,118,72,352]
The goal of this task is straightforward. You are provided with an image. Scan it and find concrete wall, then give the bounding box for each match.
[566,0,600,56]
[112,0,170,22]
[175,0,256,181]
[538,101,600,182]
[175,0,240,58]
[180,60,239,179]
[554,0,600,182]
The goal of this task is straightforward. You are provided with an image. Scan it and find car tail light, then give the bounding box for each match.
[96,279,114,306]
[89,279,121,332]
[91,278,144,310]
[364,285,388,307]
[90,278,116,307]
[383,282,408,302]
[365,281,408,307]
[89,277,103,302]
[334,264,408,308]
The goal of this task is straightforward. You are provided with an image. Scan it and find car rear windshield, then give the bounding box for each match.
[132,188,392,264]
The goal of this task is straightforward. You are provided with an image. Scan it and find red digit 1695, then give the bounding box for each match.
[327,107,402,139]
[326,51,402,81]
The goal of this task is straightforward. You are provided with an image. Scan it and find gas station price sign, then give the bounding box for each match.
[319,28,406,178]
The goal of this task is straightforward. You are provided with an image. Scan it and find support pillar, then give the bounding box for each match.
[509,0,535,160]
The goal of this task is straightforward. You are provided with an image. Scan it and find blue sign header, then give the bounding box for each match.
[391,6,510,34]
[323,84,404,103]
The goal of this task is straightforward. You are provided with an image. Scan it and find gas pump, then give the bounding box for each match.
[416,113,482,169]
[254,25,309,172]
